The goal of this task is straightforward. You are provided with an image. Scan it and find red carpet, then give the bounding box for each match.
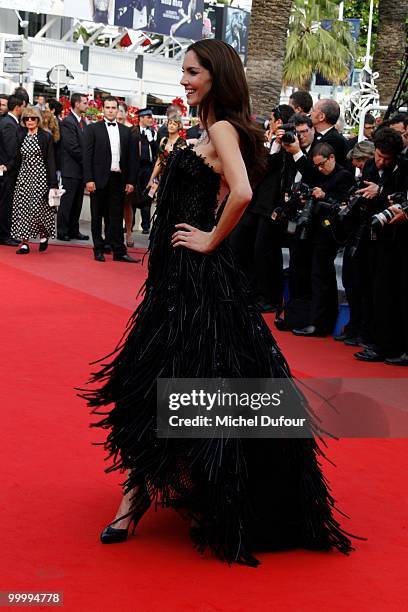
[1,244,407,611]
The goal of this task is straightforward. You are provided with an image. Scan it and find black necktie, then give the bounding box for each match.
[107,122,116,127]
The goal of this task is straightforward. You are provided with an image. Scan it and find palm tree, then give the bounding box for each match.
[246,0,294,116]
[283,0,355,89]
[373,0,408,105]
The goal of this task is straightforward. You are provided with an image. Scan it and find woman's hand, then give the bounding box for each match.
[171,224,215,253]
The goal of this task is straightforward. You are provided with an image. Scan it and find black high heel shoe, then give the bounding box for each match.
[39,238,48,252]
[100,486,151,544]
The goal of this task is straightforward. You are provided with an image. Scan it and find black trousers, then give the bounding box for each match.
[289,232,338,332]
[368,233,408,356]
[90,172,126,257]
[310,239,339,331]
[229,210,284,306]
[341,241,365,338]
[288,237,313,301]
[57,177,84,237]
[0,174,16,240]
[137,164,153,232]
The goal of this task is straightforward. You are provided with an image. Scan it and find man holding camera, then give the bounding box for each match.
[287,143,354,337]
[229,104,295,312]
[352,127,408,362]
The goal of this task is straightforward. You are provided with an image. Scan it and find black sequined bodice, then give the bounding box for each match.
[155,146,221,233]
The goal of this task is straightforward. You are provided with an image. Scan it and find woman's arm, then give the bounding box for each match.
[147,138,167,186]
[147,157,162,187]
[172,121,252,253]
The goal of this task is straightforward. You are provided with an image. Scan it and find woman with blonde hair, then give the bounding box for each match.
[146,114,186,193]
[11,106,58,254]
[41,109,60,143]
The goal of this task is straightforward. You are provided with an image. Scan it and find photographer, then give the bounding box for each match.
[334,141,376,346]
[279,113,316,188]
[272,115,317,330]
[353,128,408,362]
[290,143,354,337]
[229,104,295,312]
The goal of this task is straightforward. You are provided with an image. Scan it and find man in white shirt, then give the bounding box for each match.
[84,97,139,263]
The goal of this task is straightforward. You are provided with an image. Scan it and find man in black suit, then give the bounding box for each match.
[84,96,140,263]
[352,128,408,362]
[229,104,295,312]
[289,143,354,337]
[136,108,157,234]
[309,99,348,166]
[57,93,89,241]
[0,95,24,246]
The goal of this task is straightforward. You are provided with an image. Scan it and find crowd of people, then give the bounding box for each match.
[230,90,408,366]
[0,88,197,262]
[1,86,407,366]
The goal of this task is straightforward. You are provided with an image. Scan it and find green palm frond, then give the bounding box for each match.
[283,0,356,88]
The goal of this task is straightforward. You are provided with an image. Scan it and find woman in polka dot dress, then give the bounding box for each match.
[11,106,58,254]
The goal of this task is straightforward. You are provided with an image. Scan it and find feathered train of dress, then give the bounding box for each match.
[83,147,354,567]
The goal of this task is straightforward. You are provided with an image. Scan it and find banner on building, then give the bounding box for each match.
[1,0,204,39]
[115,1,204,40]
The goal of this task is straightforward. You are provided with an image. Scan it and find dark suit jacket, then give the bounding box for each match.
[134,126,158,166]
[292,128,349,185]
[251,148,285,216]
[157,124,168,141]
[83,120,138,189]
[15,128,58,188]
[0,114,24,174]
[60,112,85,179]
[315,127,349,166]
[316,164,355,202]
[186,125,202,140]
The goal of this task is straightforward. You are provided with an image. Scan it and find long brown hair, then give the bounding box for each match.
[187,39,266,185]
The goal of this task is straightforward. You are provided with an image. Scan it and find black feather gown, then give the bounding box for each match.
[84,147,353,567]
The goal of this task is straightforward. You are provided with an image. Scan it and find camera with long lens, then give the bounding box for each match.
[293,183,315,240]
[337,180,366,222]
[330,182,370,256]
[371,192,408,236]
[271,181,309,224]
[280,123,297,145]
[272,182,316,239]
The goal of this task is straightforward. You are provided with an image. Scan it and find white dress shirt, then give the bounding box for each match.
[104,118,121,172]
[71,110,82,123]
[293,144,312,183]
[316,126,333,138]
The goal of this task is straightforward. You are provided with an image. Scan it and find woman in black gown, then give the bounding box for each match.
[84,40,354,567]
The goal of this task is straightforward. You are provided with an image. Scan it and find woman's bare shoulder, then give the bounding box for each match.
[209,120,239,140]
